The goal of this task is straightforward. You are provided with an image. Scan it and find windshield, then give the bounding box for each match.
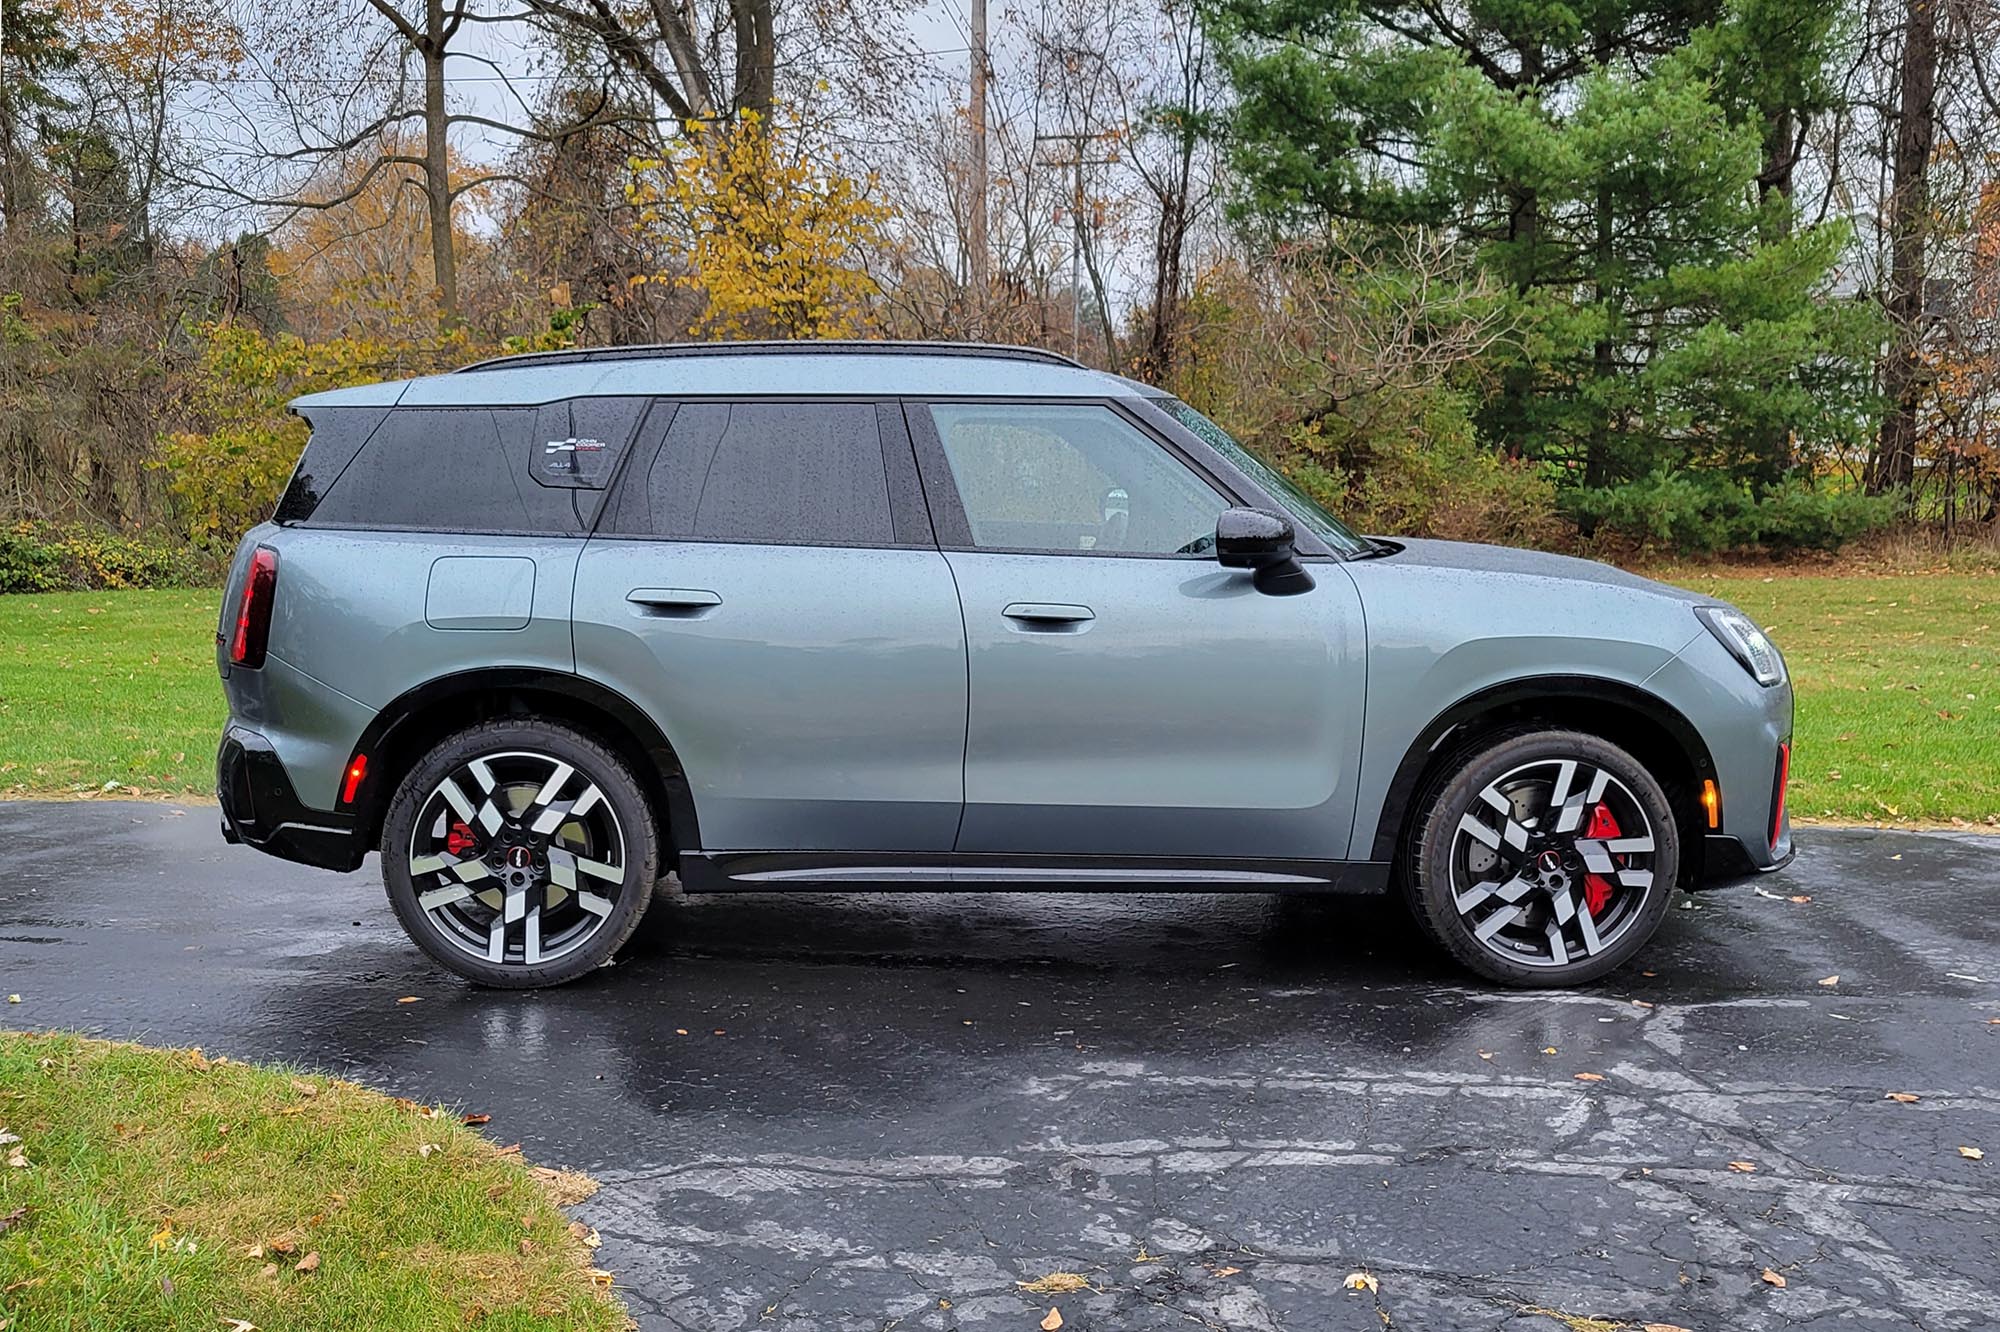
[1156,399,1372,557]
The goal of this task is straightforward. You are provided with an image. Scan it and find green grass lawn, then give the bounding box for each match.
[0,1031,625,1332]
[1662,569,1999,826]
[0,574,1994,824]
[0,590,223,799]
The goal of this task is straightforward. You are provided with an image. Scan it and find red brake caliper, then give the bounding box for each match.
[445,820,478,857]
[1582,803,1619,916]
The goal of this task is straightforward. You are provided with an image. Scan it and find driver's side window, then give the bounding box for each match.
[926,403,1227,555]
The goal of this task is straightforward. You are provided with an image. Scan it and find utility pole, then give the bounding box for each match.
[967,0,989,337]
[1034,130,1117,361]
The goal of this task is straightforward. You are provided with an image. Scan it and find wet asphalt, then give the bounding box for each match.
[1,802,1997,1331]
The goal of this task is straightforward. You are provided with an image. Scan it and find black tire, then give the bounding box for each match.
[381,718,658,988]
[1402,728,1678,987]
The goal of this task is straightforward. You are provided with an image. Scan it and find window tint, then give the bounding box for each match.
[310,407,580,534]
[927,403,1227,555]
[633,401,896,546]
[274,407,386,524]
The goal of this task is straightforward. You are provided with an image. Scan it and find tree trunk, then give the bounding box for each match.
[1871,0,1939,497]
[423,0,460,328]
[0,81,20,236]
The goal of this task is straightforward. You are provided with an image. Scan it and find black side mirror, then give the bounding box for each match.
[1215,507,1315,596]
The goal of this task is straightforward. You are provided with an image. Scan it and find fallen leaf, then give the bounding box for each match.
[0,1207,25,1234]
[1788,895,1812,904]
[1542,1046,1558,1055]
[5,1148,26,1169]
[1728,1161,1757,1173]
[1018,1273,1090,1295]
[417,1144,439,1159]
[395,996,421,1004]
[517,1238,535,1255]
[1761,1268,1787,1288]
[587,1268,614,1288]
[259,1265,278,1280]
[1574,1072,1606,1082]
[1631,1000,1655,1009]
[461,1113,491,1126]
[1477,1050,1493,1060]
[1885,1092,1920,1104]
[150,1224,174,1251]
[1040,1310,1064,1331]
[289,1080,317,1098]
[1214,1266,1241,1277]
[1343,1271,1379,1294]
[1961,1146,1985,1160]
[221,1320,259,1331]
[294,1252,320,1275]
[4,996,17,1005]
[267,1240,296,1255]
[244,1244,264,1259]
[1644,1324,1694,1332]
[1818,975,1839,987]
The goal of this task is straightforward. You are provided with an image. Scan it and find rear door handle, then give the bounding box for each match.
[627,587,722,616]
[1002,602,1094,625]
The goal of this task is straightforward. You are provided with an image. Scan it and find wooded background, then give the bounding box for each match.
[1,0,1995,585]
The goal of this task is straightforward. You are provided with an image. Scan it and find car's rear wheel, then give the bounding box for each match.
[381,719,657,988]
[1404,729,1678,987]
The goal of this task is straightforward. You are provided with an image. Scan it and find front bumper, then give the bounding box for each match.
[1702,831,1797,885]
[217,725,367,872]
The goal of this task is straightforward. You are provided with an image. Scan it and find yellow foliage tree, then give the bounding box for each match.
[161,321,572,545]
[629,109,897,340]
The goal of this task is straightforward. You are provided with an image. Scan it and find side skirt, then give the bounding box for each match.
[678,851,1392,894]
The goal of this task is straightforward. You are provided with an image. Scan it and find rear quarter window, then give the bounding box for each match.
[273,407,388,524]
[308,407,576,534]
[304,399,648,535]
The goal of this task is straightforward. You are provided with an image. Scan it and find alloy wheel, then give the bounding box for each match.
[1447,756,1658,969]
[405,749,628,967]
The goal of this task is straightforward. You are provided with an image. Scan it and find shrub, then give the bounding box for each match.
[1564,471,1902,554]
[0,524,215,593]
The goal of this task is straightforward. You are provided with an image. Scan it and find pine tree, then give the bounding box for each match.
[1213,0,1880,496]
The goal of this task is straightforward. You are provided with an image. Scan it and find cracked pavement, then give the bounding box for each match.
[2,802,1996,1330]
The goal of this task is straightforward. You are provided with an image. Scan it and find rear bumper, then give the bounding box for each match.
[217,725,367,872]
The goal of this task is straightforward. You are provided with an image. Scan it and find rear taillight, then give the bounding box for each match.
[230,546,279,668]
[1770,741,1791,851]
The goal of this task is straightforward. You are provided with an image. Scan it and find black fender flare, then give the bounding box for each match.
[1366,674,1717,863]
[344,667,700,853]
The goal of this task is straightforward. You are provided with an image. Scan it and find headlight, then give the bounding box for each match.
[1695,606,1786,687]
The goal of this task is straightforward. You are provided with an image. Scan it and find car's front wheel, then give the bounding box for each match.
[1404,729,1679,987]
[381,719,658,987]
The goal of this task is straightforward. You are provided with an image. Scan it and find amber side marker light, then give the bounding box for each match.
[341,753,369,805]
[1701,779,1721,830]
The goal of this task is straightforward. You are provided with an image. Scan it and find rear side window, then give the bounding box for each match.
[306,399,647,534]
[309,408,577,533]
[620,401,897,546]
[274,407,387,524]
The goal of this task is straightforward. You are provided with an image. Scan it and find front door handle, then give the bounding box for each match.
[627,587,722,617]
[1002,602,1094,625]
